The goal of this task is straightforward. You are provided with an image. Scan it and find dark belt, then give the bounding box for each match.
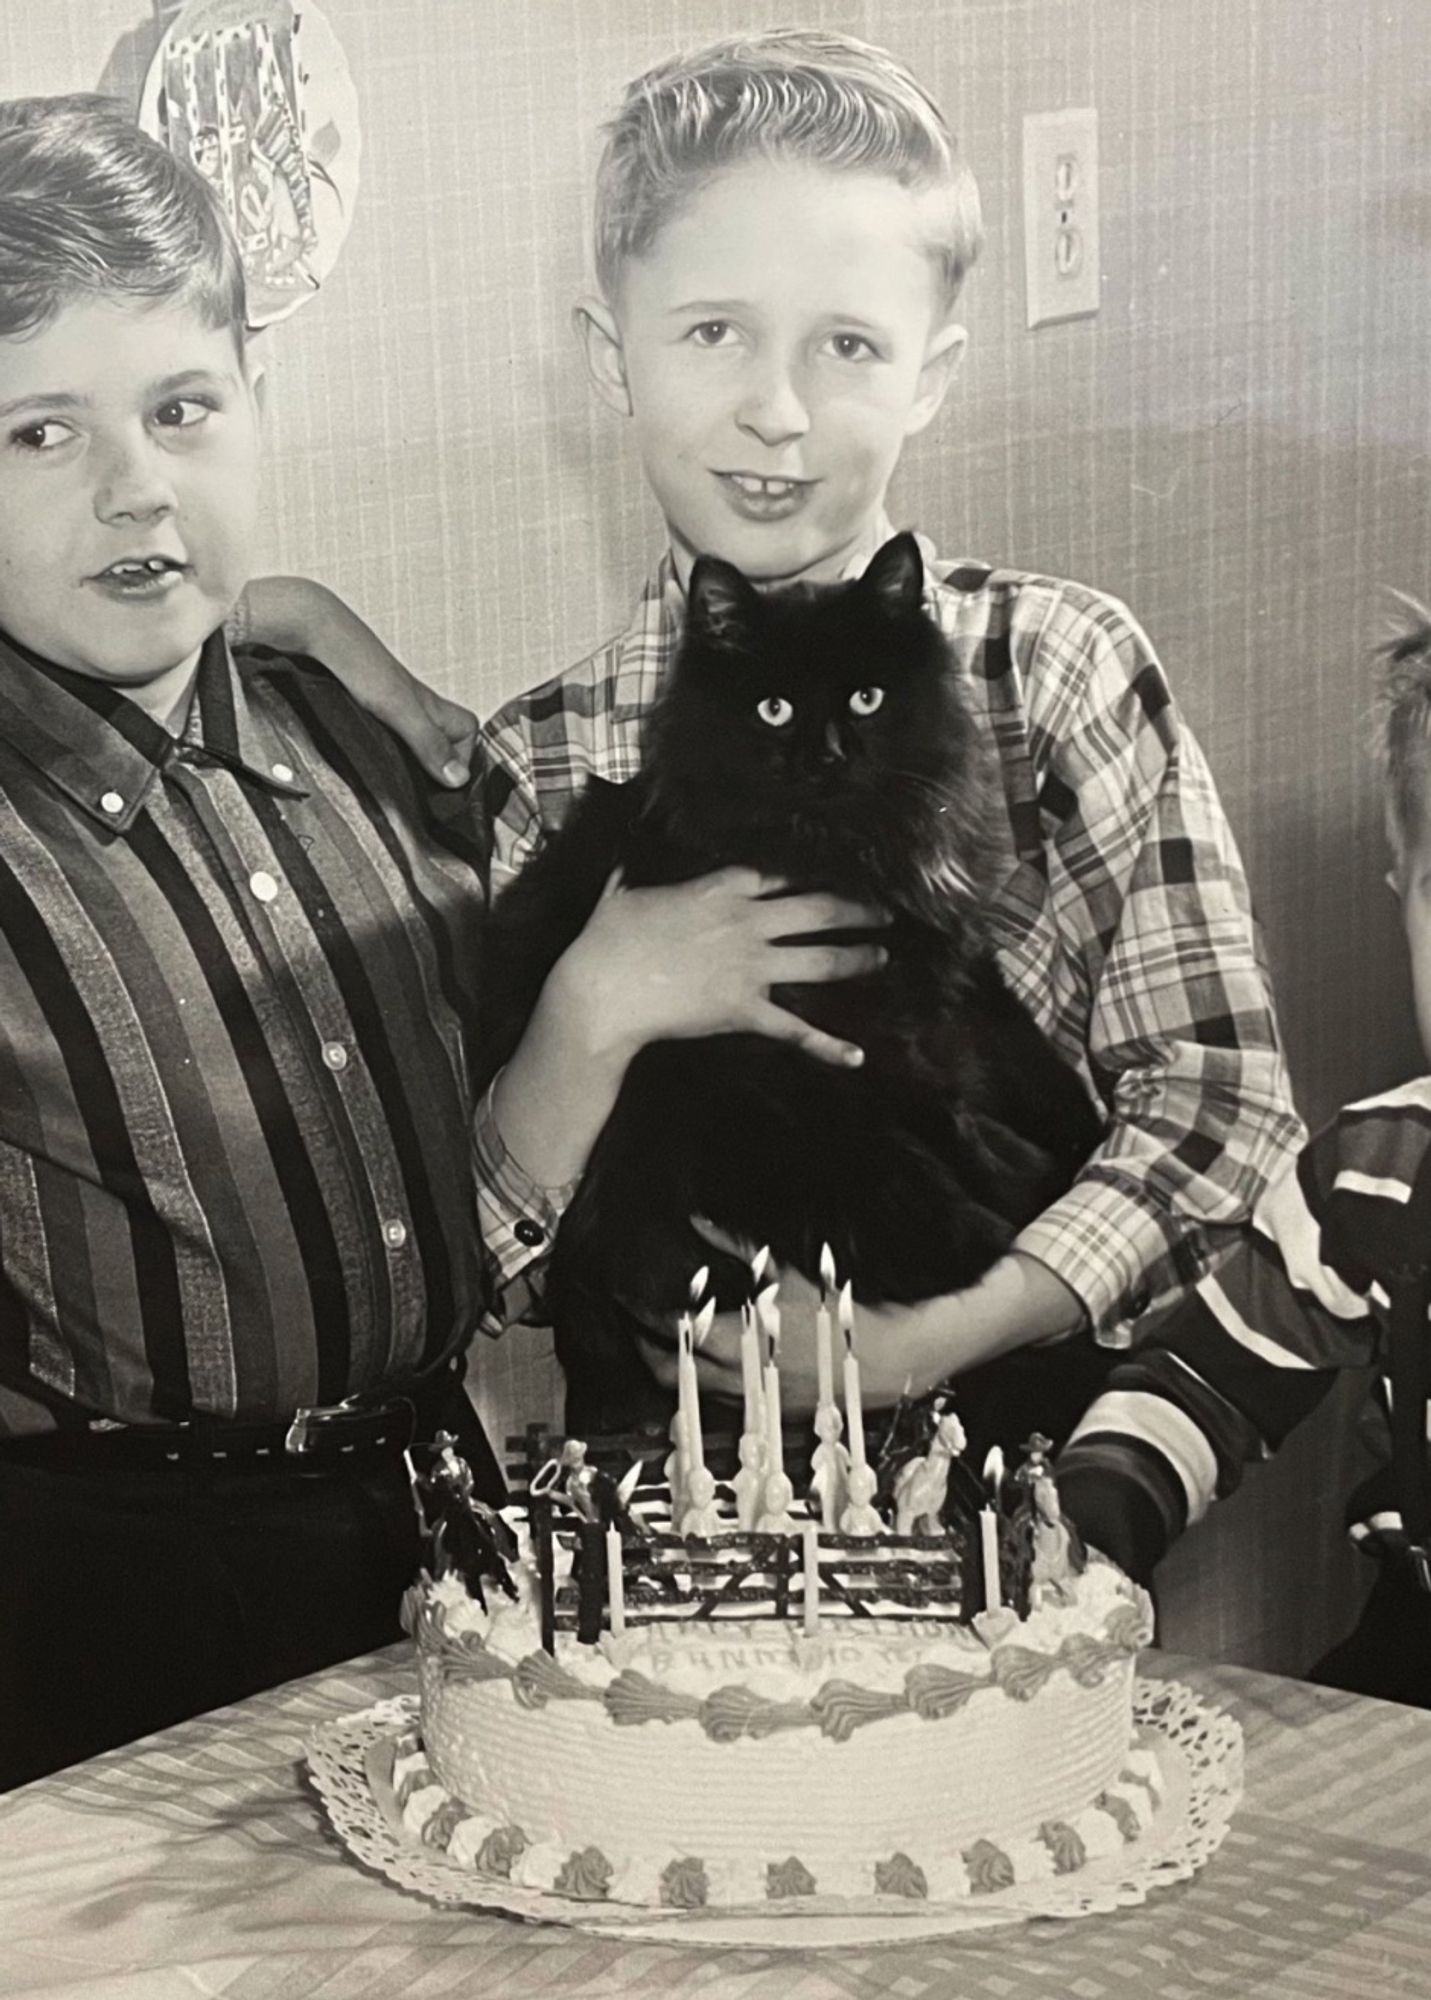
[0,1378,458,1474]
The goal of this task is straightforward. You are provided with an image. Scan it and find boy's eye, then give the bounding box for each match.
[152,396,214,430]
[10,418,73,453]
[688,320,735,348]
[826,332,879,363]
[757,695,794,728]
[849,686,885,717]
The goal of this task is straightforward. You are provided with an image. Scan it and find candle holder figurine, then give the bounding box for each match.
[679,1462,725,1539]
[809,1399,850,1532]
[732,1428,766,1531]
[756,1467,799,1535]
[839,1459,883,1536]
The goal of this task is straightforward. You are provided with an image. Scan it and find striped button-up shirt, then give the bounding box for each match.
[1061,1076,1431,1568]
[0,631,512,1436]
[477,534,1302,1341]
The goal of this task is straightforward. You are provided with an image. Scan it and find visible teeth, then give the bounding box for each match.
[107,557,176,577]
[729,474,798,498]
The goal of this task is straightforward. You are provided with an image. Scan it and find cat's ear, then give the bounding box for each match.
[860,533,925,620]
[687,556,761,649]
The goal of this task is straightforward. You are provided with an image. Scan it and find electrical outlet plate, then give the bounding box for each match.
[1022,108,1100,328]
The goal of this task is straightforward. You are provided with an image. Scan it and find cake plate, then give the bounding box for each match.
[306,1677,1243,1947]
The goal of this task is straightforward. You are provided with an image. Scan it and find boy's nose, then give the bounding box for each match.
[735,363,810,447]
[93,438,178,525]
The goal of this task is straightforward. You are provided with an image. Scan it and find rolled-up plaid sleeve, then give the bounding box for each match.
[1006,587,1304,1339]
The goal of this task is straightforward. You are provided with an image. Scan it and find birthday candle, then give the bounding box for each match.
[980,1506,1003,1613]
[606,1525,626,1637]
[815,1242,837,1409]
[676,1311,704,1475]
[839,1280,866,1469]
[757,1280,784,1479]
[802,1521,821,1636]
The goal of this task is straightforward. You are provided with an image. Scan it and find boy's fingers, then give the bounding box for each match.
[758,891,890,936]
[768,940,887,983]
[749,997,864,1068]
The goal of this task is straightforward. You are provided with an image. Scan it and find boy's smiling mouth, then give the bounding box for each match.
[715,471,817,519]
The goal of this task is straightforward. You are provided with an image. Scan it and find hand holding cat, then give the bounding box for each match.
[551,866,890,1070]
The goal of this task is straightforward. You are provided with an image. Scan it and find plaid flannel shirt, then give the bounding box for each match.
[475,533,1302,1343]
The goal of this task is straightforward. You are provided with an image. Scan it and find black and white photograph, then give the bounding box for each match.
[0,2,1428,1994]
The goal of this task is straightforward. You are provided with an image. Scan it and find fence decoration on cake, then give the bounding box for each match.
[407,1249,1087,1653]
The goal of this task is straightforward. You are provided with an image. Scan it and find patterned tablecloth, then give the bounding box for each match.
[1,1645,1428,2000]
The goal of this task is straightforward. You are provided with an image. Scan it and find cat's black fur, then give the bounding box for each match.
[479,535,1105,1434]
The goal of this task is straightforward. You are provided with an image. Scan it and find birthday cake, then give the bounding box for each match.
[391,1417,1162,1912]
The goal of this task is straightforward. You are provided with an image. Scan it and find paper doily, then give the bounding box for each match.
[307,1677,1243,1946]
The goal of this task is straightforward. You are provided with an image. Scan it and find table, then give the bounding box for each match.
[1,1647,1428,2000]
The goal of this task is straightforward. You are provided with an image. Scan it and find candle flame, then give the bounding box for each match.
[837,1279,854,1341]
[750,1244,772,1285]
[693,1297,717,1348]
[983,1445,1005,1492]
[819,1241,837,1294]
[688,1264,711,1307]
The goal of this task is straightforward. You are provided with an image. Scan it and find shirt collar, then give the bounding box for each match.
[0,627,309,832]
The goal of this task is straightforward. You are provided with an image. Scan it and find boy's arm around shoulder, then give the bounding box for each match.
[1054,1099,1404,1580]
[235,575,479,788]
[1004,580,1304,1335]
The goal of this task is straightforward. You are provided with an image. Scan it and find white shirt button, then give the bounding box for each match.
[249,870,279,903]
[100,791,124,816]
[271,763,294,783]
[322,1041,349,1071]
[382,1219,408,1249]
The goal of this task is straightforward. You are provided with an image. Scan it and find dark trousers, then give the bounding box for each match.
[1310,1559,1431,1710]
[0,1386,502,1792]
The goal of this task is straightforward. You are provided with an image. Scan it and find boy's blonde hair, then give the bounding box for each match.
[1378,594,1431,855]
[594,29,983,313]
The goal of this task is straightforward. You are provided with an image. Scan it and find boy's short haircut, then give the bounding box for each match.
[0,93,246,344]
[1378,595,1431,854]
[594,29,983,314]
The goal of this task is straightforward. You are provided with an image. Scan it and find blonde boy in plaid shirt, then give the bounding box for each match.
[276,30,1301,1438]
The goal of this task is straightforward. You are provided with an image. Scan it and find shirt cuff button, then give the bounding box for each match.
[514,1218,545,1247]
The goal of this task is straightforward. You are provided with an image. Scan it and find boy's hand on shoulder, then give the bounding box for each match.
[549,867,889,1073]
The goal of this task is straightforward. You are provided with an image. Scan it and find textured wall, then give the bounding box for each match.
[6,0,1427,1671]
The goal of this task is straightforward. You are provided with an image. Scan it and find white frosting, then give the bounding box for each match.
[413,1520,1154,1909]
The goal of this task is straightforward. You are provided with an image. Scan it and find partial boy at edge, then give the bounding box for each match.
[1057,608,1431,1709]
[258,31,1302,1449]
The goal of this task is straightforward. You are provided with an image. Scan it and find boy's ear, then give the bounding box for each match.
[903,320,967,438]
[574,296,632,416]
[242,337,269,422]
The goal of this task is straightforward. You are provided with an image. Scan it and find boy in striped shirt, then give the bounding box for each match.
[1059,609,1431,1706]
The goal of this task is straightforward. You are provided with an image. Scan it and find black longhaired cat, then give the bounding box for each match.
[479,534,1104,1433]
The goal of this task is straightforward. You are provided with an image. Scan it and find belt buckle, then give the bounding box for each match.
[284,1396,363,1457]
[1410,1543,1431,1595]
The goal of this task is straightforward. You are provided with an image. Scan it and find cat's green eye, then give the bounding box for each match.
[849,687,885,717]
[757,696,794,728]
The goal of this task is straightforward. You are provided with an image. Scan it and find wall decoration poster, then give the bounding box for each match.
[140,0,361,326]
